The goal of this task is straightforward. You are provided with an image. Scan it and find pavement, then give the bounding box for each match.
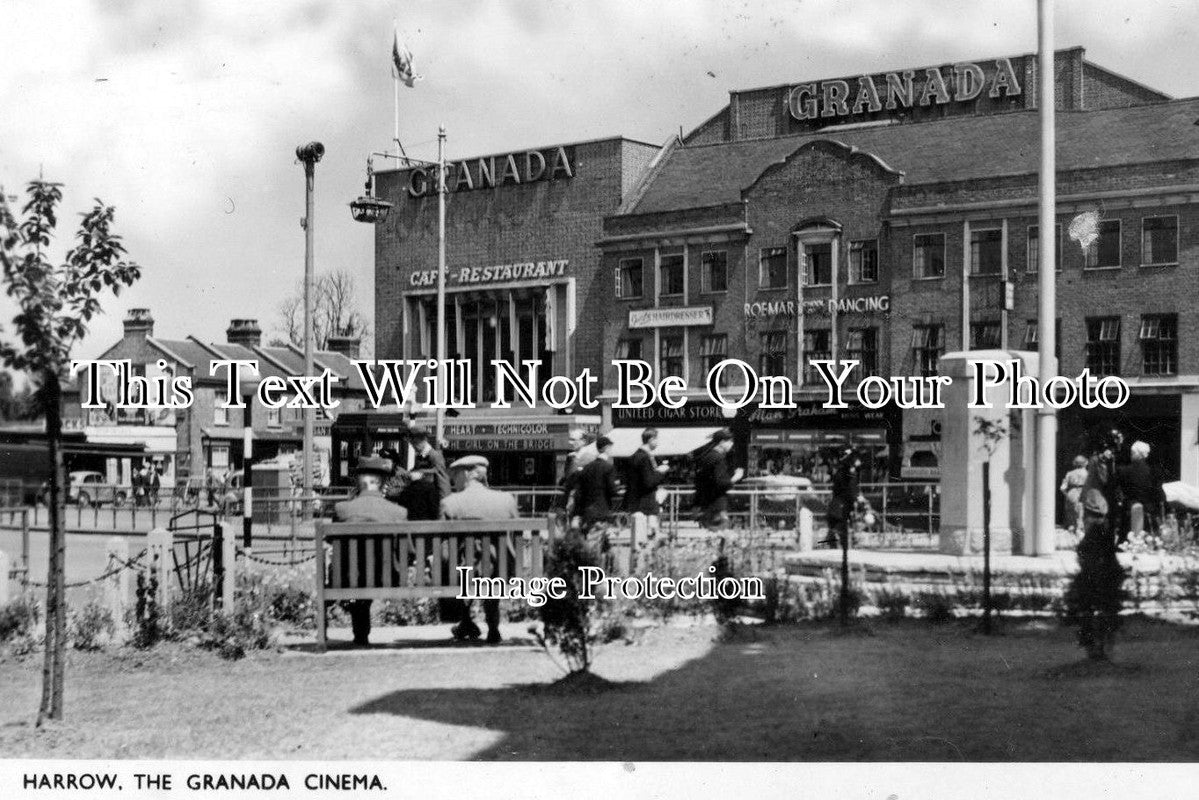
[279,623,542,655]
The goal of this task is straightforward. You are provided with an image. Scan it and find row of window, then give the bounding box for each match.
[917,215,1179,279]
[909,314,1179,378]
[613,216,1181,298]
[614,312,1180,387]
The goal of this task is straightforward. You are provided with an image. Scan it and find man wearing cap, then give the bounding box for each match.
[396,424,451,521]
[693,428,743,530]
[441,455,519,644]
[333,454,409,647]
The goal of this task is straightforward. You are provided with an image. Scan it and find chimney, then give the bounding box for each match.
[123,308,155,338]
[226,319,262,348]
[325,335,361,360]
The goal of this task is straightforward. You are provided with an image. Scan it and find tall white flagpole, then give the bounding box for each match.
[1035,0,1057,555]
[436,126,447,446]
[393,68,401,159]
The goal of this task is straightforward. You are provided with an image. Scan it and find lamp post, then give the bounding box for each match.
[1034,0,1057,555]
[350,129,448,446]
[297,141,324,519]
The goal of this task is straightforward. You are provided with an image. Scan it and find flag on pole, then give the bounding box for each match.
[392,29,420,87]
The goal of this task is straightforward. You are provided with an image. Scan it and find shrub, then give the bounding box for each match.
[169,582,214,634]
[70,601,115,650]
[377,598,439,626]
[1062,540,1129,660]
[237,567,315,629]
[914,591,957,623]
[534,534,602,673]
[0,595,40,641]
[830,586,863,621]
[200,607,272,661]
[874,588,909,622]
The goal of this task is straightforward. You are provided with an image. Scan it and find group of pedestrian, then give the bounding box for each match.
[1062,429,1166,542]
[333,423,517,648]
[131,463,161,507]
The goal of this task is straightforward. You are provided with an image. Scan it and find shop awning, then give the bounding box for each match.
[608,427,722,458]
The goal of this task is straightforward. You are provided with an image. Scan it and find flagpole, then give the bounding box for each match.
[393,69,401,160]
[435,125,447,447]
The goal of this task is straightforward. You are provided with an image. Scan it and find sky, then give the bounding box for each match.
[2,0,1197,362]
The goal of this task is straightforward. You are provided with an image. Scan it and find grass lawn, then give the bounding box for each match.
[1,617,1198,760]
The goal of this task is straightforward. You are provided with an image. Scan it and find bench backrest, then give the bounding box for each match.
[314,518,552,601]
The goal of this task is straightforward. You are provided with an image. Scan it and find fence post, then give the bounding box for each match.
[106,537,130,640]
[146,527,173,617]
[21,509,30,592]
[798,507,814,551]
[221,522,235,611]
[0,549,10,605]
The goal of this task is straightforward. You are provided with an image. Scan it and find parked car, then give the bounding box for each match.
[39,471,129,508]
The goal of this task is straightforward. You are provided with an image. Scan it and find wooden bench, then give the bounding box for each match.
[313,518,552,650]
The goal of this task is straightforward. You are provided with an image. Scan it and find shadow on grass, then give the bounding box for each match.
[348,618,1199,761]
[285,635,539,654]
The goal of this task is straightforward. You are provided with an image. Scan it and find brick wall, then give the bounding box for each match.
[374,138,659,385]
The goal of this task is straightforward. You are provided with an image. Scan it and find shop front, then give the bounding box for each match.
[441,414,600,486]
[745,401,902,484]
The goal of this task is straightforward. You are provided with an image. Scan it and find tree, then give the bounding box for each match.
[974,414,1019,635]
[0,179,140,724]
[275,269,371,354]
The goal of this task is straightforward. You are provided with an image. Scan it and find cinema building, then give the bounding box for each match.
[595,46,1199,485]
[372,137,661,484]
[371,46,1199,487]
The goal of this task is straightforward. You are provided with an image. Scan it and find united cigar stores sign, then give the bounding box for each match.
[406,146,576,197]
[787,58,1021,121]
[409,259,569,288]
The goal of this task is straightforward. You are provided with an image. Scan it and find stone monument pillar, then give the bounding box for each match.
[938,350,1040,556]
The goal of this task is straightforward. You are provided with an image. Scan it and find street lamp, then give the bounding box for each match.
[296,140,324,520]
[351,129,449,448]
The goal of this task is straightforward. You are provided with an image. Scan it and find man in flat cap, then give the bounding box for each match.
[441,454,519,644]
[333,454,408,647]
[395,423,451,521]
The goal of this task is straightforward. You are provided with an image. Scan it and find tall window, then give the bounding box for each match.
[701,250,728,293]
[1085,317,1122,375]
[1140,314,1177,376]
[1085,220,1121,268]
[970,229,1002,275]
[911,324,943,377]
[267,405,282,428]
[846,327,878,380]
[805,243,832,286]
[616,258,643,298]
[759,247,788,289]
[759,330,787,376]
[803,330,831,384]
[659,334,685,380]
[209,444,230,470]
[700,334,729,386]
[214,390,229,426]
[1024,318,1061,360]
[1142,216,1178,265]
[615,338,643,362]
[659,253,685,296]
[849,240,878,284]
[970,321,1002,349]
[1027,224,1061,272]
[913,233,945,279]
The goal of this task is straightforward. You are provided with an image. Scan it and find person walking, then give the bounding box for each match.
[396,424,451,521]
[440,455,519,645]
[623,428,670,539]
[332,455,409,647]
[1060,455,1089,535]
[693,429,743,530]
[1117,440,1164,540]
[824,449,865,549]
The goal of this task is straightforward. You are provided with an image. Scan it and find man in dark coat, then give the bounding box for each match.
[624,428,670,538]
[396,424,451,521]
[333,454,409,646]
[1117,440,1164,540]
[574,435,620,531]
[693,428,743,530]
